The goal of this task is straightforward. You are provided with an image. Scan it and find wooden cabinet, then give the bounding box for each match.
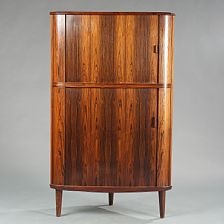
[50,11,175,218]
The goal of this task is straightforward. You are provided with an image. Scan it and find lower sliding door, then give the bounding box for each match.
[64,88,158,187]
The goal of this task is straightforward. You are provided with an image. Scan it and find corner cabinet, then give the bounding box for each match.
[50,11,175,218]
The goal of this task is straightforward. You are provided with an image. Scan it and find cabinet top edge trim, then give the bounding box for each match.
[50,11,175,16]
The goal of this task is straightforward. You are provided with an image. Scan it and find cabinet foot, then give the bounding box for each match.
[56,189,62,217]
[108,192,114,206]
[158,191,166,218]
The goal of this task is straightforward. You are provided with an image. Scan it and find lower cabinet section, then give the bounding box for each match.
[51,87,172,218]
[65,88,158,186]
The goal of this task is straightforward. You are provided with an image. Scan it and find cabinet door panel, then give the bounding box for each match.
[65,15,158,83]
[64,88,157,186]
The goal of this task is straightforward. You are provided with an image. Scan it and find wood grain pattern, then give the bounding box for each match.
[51,15,65,82]
[114,16,126,81]
[50,12,175,218]
[125,15,135,82]
[51,87,65,185]
[156,15,173,187]
[50,14,65,185]
[90,15,100,82]
[64,88,157,186]
[158,15,173,84]
[50,12,175,189]
[156,88,171,186]
[133,15,157,82]
[149,16,159,83]
[65,15,159,83]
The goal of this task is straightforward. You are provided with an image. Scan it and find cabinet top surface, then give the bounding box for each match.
[50,11,175,16]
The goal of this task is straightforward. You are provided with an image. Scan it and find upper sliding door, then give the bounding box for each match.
[65,15,159,83]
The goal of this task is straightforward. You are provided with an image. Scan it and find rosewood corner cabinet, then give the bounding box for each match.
[50,11,175,218]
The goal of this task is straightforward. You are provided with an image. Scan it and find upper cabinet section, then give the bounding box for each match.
[51,13,174,84]
[66,15,159,83]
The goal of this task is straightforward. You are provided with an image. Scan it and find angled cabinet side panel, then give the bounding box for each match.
[51,15,65,82]
[158,15,173,84]
[50,15,65,185]
[157,15,174,186]
[157,88,171,186]
[51,88,65,185]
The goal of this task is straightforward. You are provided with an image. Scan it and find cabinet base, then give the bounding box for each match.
[50,184,171,192]
[50,184,171,218]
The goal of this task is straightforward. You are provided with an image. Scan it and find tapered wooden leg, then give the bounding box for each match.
[158,191,166,218]
[56,190,62,217]
[108,192,114,206]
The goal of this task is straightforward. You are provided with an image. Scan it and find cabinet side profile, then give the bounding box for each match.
[50,15,66,217]
[50,12,175,218]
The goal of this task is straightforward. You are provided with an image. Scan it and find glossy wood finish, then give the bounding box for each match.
[157,15,174,186]
[50,12,175,218]
[50,15,65,82]
[65,15,159,83]
[65,88,157,186]
[50,15,65,185]
[51,88,65,185]
[157,88,171,186]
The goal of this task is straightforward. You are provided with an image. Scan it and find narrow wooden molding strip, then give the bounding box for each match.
[50,11,175,16]
[50,184,172,193]
[53,82,172,88]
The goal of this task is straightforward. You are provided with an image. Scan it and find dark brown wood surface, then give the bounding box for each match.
[51,12,174,218]
[157,88,171,186]
[51,88,65,185]
[50,15,65,185]
[51,13,174,190]
[156,15,174,186]
[51,15,65,83]
[64,88,157,186]
[65,15,159,83]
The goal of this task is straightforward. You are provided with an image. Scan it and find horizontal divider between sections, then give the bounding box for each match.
[53,82,171,88]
